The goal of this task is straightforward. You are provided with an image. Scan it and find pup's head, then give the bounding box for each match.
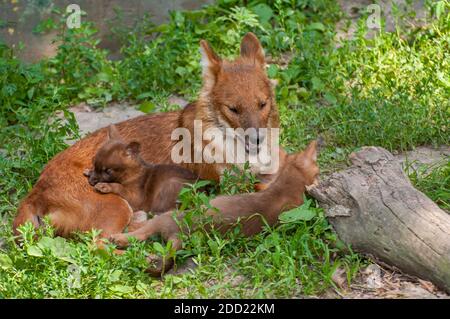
[87,125,141,186]
[199,32,278,150]
[286,140,320,186]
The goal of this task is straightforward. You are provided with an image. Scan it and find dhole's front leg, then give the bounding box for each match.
[110,215,183,277]
[110,214,168,247]
[84,169,124,196]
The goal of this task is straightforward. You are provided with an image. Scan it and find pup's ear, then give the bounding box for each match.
[125,141,141,156]
[304,140,318,162]
[107,124,121,141]
[199,40,222,92]
[240,32,265,67]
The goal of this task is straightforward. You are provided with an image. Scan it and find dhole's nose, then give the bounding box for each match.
[88,175,98,186]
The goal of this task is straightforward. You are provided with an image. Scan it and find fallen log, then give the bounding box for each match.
[308,146,450,293]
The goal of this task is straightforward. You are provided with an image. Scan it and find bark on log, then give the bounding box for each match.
[308,146,450,293]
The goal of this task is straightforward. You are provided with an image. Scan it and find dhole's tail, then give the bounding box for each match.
[13,195,46,236]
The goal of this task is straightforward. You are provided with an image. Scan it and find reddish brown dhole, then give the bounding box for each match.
[110,141,319,275]
[13,32,285,238]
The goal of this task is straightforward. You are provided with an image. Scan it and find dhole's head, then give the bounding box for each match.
[199,32,278,150]
[87,125,142,186]
[286,140,320,186]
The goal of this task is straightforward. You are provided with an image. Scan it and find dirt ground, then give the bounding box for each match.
[327,262,449,299]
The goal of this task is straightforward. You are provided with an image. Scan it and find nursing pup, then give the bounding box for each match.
[85,125,198,214]
[14,32,285,238]
[110,141,319,275]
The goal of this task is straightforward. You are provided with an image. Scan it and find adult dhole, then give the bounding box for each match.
[13,33,286,238]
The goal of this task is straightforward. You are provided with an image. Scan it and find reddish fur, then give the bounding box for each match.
[110,141,319,275]
[13,33,285,239]
[87,125,198,214]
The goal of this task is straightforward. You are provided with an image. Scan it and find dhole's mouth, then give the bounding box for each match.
[223,130,262,154]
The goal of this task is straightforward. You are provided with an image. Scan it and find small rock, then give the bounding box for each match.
[364,264,384,289]
[167,257,197,276]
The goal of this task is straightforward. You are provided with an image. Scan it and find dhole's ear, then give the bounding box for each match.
[199,40,222,91]
[107,124,121,141]
[304,140,318,162]
[240,32,265,67]
[126,141,141,157]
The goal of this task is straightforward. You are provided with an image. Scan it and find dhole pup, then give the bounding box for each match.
[109,141,319,275]
[85,125,198,214]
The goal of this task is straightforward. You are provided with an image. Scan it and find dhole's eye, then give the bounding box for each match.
[259,101,267,109]
[105,168,113,175]
[228,106,239,114]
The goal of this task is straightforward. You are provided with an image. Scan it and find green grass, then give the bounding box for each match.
[0,0,449,298]
[0,174,362,298]
[408,160,450,212]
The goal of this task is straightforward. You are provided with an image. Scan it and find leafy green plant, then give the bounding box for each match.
[0,43,79,222]
[45,13,121,106]
[218,163,259,195]
[0,218,153,298]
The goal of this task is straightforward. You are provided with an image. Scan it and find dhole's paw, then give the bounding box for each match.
[305,178,320,191]
[94,183,112,193]
[109,233,130,248]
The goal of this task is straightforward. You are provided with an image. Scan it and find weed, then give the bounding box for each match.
[408,160,450,211]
